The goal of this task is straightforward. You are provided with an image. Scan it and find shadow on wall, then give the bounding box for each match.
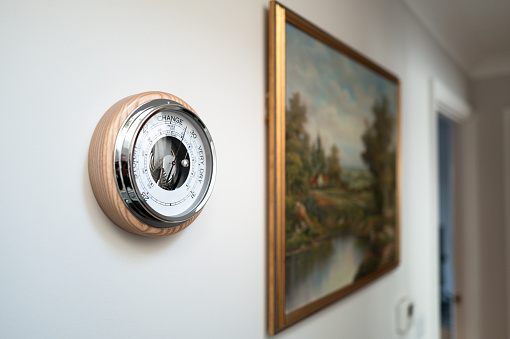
[82,156,183,257]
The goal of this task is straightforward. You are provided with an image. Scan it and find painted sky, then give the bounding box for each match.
[286,23,397,170]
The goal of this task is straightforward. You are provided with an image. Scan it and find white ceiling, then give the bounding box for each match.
[403,0,510,79]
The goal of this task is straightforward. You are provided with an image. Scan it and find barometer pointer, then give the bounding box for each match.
[166,126,187,185]
[171,145,189,191]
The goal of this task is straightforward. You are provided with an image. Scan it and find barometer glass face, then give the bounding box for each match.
[115,100,216,228]
[132,110,210,217]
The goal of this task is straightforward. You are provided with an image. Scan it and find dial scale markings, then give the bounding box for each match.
[131,112,208,216]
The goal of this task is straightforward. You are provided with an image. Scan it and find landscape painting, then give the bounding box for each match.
[268,2,400,333]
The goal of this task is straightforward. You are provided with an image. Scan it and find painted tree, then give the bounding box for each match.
[311,135,327,177]
[285,92,316,249]
[361,95,395,217]
[327,144,342,187]
[285,92,311,198]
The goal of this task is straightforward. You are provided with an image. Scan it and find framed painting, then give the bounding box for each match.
[268,1,400,334]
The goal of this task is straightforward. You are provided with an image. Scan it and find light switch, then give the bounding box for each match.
[397,296,414,334]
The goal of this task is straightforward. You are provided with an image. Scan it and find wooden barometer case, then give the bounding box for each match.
[89,91,216,237]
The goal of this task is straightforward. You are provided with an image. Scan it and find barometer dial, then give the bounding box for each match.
[89,92,216,237]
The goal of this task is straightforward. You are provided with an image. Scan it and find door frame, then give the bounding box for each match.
[429,79,472,339]
[503,107,510,339]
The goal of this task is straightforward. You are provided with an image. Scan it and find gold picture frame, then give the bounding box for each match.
[268,1,400,333]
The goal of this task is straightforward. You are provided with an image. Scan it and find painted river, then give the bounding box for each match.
[285,235,366,313]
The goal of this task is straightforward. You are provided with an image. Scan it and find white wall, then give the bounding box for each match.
[0,0,469,338]
[466,75,510,339]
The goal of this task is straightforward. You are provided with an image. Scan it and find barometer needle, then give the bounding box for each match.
[171,147,189,190]
[166,126,187,184]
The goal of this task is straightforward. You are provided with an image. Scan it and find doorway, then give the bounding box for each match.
[438,115,456,339]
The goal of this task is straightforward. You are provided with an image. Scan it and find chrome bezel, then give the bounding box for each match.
[113,99,217,228]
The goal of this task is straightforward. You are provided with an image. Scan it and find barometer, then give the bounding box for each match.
[89,92,216,236]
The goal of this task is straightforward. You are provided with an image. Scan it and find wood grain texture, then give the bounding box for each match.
[268,2,287,334]
[267,2,277,334]
[88,91,200,237]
